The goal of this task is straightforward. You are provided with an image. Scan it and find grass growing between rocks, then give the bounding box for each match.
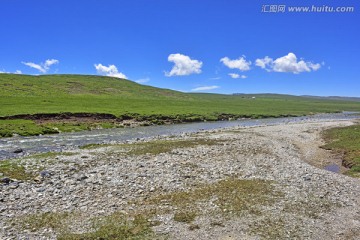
[20,212,71,232]
[25,151,77,159]
[173,211,197,223]
[1,152,76,179]
[322,124,360,177]
[80,138,224,155]
[126,138,223,156]
[283,197,335,219]
[18,211,163,240]
[148,178,282,218]
[249,217,298,240]
[79,143,113,149]
[59,213,159,240]
[0,159,35,180]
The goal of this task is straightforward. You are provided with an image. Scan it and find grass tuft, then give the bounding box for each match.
[173,211,197,223]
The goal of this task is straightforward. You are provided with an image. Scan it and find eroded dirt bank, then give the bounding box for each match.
[1,120,359,239]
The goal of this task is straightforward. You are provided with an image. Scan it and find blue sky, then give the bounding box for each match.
[0,0,359,96]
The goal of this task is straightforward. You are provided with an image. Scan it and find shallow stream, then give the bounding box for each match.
[0,112,359,161]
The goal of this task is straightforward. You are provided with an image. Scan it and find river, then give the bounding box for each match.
[1,112,359,160]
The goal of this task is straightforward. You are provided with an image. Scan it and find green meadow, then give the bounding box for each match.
[0,73,359,137]
[322,124,360,177]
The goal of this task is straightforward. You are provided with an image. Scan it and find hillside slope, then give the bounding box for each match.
[1,73,360,118]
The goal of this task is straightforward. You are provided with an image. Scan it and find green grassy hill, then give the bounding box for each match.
[0,73,359,137]
[1,73,360,118]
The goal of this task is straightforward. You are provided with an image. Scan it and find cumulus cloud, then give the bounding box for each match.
[255,53,321,74]
[228,73,247,79]
[94,64,127,79]
[220,56,251,71]
[135,78,150,84]
[191,85,219,91]
[22,59,59,73]
[165,53,202,76]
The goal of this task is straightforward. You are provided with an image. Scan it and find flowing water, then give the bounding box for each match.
[0,112,359,160]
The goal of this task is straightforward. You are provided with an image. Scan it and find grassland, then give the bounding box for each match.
[322,124,360,177]
[1,73,359,137]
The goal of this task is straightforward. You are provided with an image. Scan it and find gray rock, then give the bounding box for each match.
[13,148,23,154]
[1,177,11,184]
[40,170,51,178]
[76,174,88,181]
[9,182,19,189]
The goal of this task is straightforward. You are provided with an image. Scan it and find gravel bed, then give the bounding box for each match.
[1,119,359,239]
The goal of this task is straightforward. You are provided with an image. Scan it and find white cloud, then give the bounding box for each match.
[94,64,127,79]
[22,62,45,73]
[165,53,202,76]
[0,69,22,74]
[22,59,59,73]
[135,78,150,84]
[191,85,219,91]
[44,59,59,68]
[220,56,251,71]
[255,56,273,70]
[228,73,247,79]
[255,53,321,74]
[209,76,221,80]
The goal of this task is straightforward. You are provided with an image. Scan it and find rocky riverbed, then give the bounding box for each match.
[1,119,359,239]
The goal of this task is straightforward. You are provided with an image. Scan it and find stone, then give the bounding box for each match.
[1,177,11,184]
[40,170,51,178]
[9,182,19,189]
[34,176,43,182]
[13,148,23,154]
[76,174,88,181]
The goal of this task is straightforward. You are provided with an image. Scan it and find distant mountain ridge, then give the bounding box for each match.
[301,95,360,102]
[233,93,360,102]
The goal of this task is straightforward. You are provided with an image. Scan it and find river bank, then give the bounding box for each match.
[0,111,311,138]
[1,118,360,239]
[1,112,359,161]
